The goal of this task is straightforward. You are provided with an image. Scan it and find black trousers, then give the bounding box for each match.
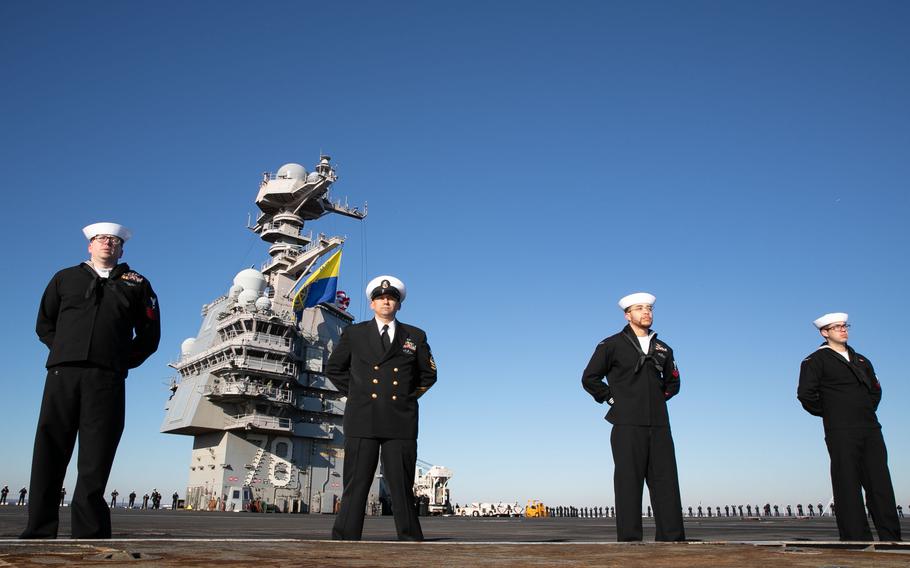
[332,437,422,541]
[825,427,901,541]
[21,366,125,539]
[611,425,685,542]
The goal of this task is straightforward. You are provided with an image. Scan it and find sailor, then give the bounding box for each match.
[20,223,160,539]
[797,313,901,541]
[582,292,685,542]
[326,275,437,541]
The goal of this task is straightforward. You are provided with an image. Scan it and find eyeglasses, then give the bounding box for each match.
[629,305,653,313]
[92,235,122,245]
[825,324,850,332]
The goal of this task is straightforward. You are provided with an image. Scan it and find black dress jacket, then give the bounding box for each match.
[582,325,680,426]
[797,344,882,430]
[36,263,161,372]
[326,319,437,439]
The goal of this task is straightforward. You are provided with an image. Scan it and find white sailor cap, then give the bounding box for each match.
[813,312,848,329]
[82,222,132,242]
[366,275,406,302]
[618,292,656,311]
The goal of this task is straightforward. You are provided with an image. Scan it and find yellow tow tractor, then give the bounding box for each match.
[525,499,548,518]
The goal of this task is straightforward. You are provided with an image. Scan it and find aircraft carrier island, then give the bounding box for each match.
[160,156,367,514]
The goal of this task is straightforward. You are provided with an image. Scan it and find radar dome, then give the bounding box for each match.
[233,269,266,293]
[228,284,243,298]
[180,338,196,357]
[276,163,307,180]
[306,172,321,183]
[237,289,259,306]
[255,297,272,311]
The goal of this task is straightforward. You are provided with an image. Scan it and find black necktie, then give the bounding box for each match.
[381,324,391,351]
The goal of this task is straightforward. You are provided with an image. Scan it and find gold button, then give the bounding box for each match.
[374,365,380,370]
[372,379,379,384]
[393,368,399,372]
[392,380,398,386]
[392,395,397,400]
[371,393,377,399]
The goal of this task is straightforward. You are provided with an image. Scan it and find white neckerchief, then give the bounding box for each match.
[375,319,396,342]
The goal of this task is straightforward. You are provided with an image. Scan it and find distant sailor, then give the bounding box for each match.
[797,313,901,541]
[582,293,685,542]
[20,223,160,539]
[326,275,437,541]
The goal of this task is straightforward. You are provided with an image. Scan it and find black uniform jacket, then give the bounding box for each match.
[36,263,161,373]
[582,325,680,426]
[325,319,437,439]
[797,344,882,430]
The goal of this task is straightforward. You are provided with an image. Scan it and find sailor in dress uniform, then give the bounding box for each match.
[21,222,160,539]
[326,275,437,541]
[582,292,685,542]
[797,313,901,541]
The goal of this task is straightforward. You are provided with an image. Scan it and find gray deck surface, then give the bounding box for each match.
[1,508,908,567]
[1,505,907,542]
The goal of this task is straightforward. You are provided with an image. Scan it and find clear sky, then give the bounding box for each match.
[1,1,908,510]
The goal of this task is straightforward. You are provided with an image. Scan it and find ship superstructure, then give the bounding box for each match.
[162,157,367,513]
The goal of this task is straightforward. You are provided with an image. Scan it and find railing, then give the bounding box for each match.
[219,330,293,350]
[175,345,296,380]
[260,223,310,240]
[228,413,292,432]
[206,380,294,404]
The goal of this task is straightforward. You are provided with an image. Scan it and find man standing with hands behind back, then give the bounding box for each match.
[798,312,901,542]
[20,222,160,539]
[582,292,685,542]
[326,275,437,541]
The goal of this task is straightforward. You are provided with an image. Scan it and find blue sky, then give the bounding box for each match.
[1,1,908,510]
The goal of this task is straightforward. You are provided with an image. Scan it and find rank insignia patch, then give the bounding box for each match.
[146,295,159,320]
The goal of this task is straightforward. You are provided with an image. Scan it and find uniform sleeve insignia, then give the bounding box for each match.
[146,295,159,320]
[429,354,437,371]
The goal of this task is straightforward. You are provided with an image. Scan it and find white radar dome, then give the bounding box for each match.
[237,289,260,307]
[255,297,272,311]
[276,163,307,180]
[233,269,266,293]
[180,338,196,357]
[306,172,321,183]
[228,284,243,298]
